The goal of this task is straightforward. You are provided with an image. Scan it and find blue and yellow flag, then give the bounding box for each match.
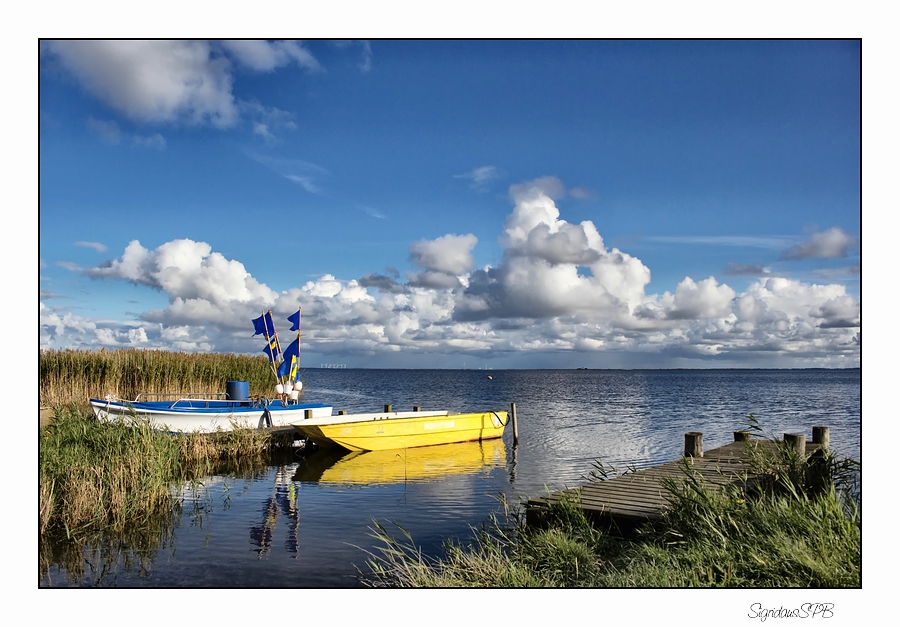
[277,337,299,376]
[263,335,281,362]
[278,354,298,380]
[281,337,299,361]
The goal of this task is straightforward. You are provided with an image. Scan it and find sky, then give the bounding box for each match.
[38,39,861,368]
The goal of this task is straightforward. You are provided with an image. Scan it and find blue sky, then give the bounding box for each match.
[38,40,860,368]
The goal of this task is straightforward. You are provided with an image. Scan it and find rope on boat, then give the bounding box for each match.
[491,411,509,427]
[259,407,273,429]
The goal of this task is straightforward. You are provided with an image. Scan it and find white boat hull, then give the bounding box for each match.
[90,398,333,434]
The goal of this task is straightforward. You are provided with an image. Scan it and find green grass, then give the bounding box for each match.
[39,405,279,540]
[360,425,861,588]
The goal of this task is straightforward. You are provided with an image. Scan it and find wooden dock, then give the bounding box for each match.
[526,428,827,536]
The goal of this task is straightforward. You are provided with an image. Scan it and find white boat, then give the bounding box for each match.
[90,307,332,433]
[90,396,333,433]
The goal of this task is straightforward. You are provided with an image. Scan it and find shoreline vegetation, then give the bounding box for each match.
[38,348,297,580]
[39,406,278,537]
[39,348,283,408]
[39,405,289,580]
[360,426,860,587]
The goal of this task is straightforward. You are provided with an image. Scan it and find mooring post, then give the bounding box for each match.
[809,426,831,476]
[304,409,313,419]
[684,432,703,458]
[384,404,392,413]
[337,410,346,415]
[413,405,421,412]
[511,402,519,445]
[734,430,751,442]
[784,433,807,457]
[812,426,830,451]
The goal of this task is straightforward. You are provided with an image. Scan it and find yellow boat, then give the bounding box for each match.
[292,439,507,484]
[291,408,508,451]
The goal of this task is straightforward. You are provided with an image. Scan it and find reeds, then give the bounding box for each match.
[39,348,287,407]
[361,497,611,587]
[360,423,861,588]
[39,406,274,540]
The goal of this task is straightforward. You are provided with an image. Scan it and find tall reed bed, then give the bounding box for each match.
[39,406,274,540]
[40,348,285,406]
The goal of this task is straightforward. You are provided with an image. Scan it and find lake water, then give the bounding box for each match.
[39,368,860,588]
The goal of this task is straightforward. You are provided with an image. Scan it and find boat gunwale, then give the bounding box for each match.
[89,398,332,417]
[289,410,461,427]
[291,410,508,451]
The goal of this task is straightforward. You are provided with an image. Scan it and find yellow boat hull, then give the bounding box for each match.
[293,410,507,451]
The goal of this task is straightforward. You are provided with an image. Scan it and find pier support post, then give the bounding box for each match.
[808,426,831,486]
[684,432,703,458]
[511,402,519,446]
[812,426,830,451]
[734,430,751,442]
[784,433,807,457]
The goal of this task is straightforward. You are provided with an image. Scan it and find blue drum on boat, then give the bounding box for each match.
[226,380,249,401]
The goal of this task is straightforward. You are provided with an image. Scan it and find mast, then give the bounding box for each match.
[260,308,281,384]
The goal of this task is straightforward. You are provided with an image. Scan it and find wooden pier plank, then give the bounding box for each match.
[527,440,789,531]
[543,486,671,507]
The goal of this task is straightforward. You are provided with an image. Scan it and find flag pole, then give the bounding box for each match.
[260,308,279,383]
[295,306,302,386]
[269,309,285,387]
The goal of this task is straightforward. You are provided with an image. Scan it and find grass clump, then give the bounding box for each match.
[39,405,274,540]
[605,472,860,587]
[360,420,860,588]
[362,496,608,588]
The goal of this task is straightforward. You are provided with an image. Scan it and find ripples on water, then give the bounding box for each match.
[41,369,860,587]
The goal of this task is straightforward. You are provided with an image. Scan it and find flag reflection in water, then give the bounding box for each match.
[249,465,300,558]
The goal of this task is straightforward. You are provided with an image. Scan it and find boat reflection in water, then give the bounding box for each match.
[292,438,508,485]
[247,441,507,558]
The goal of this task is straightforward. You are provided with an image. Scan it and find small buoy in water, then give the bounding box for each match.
[487,375,492,380]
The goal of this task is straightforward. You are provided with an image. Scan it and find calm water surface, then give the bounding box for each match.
[40,369,860,587]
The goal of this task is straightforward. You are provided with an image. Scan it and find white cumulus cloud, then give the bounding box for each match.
[458,176,651,321]
[46,40,239,127]
[84,239,278,332]
[44,40,320,133]
[410,234,478,276]
[667,277,737,320]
